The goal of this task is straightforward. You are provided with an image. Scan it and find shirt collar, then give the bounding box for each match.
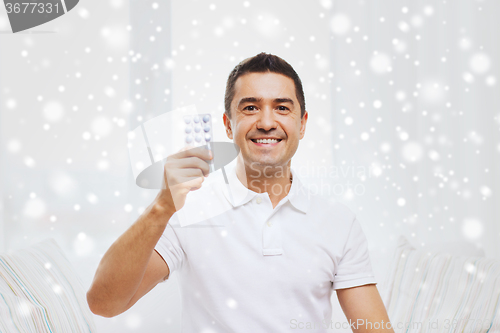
[221,163,310,213]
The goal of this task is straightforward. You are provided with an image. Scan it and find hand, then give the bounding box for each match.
[155,146,212,212]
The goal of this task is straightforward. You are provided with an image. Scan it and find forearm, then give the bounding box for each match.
[87,201,174,316]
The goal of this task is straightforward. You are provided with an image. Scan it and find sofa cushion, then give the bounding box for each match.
[383,235,500,332]
[0,238,96,333]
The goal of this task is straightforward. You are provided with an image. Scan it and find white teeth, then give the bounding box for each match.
[255,139,279,144]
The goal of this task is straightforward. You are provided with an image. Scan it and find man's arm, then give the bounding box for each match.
[86,146,211,317]
[86,202,173,318]
[336,284,395,333]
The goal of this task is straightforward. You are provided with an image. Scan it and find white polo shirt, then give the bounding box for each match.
[154,162,377,332]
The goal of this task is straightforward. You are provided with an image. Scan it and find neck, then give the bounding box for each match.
[235,156,293,208]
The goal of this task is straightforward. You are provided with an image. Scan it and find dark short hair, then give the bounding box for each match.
[224,52,306,119]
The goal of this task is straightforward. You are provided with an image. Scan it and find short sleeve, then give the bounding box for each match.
[154,214,186,282]
[332,217,377,290]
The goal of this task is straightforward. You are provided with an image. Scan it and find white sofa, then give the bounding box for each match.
[330,235,500,332]
[1,236,499,332]
[0,238,95,332]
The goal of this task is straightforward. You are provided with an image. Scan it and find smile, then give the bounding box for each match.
[250,138,282,146]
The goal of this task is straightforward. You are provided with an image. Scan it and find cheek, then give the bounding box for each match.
[234,122,251,136]
[232,126,247,142]
[283,121,301,138]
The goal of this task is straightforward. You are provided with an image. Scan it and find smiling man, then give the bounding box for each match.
[224,68,305,209]
[87,52,395,332]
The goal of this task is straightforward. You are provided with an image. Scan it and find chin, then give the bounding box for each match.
[245,156,285,168]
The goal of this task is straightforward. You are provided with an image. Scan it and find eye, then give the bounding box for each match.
[243,105,258,111]
[277,106,290,111]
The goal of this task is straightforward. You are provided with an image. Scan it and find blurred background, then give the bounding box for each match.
[0,0,499,331]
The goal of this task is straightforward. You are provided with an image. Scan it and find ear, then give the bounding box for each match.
[223,112,233,140]
[299,110,308,140]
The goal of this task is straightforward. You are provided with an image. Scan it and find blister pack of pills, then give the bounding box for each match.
[184,114,212,148]
[183,113,214,172]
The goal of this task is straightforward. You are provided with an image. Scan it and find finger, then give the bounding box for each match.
[166,156,210,177]
[178,157,210,176]
[169,175,204,193]
[165,168,204,186]
[174,145,212,161]
[185,175,204,191]
[181,168,204,179]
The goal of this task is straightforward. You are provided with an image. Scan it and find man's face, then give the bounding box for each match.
[223,72,308,169]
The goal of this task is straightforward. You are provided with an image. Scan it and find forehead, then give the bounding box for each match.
[232,72,297,103]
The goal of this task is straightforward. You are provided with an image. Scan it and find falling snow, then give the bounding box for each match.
[0,1,499,332]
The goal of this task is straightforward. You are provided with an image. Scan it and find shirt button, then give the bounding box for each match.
[255,197,262,204]
[266,221,272,227]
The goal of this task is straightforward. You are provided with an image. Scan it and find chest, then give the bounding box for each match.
[180,210,339,298]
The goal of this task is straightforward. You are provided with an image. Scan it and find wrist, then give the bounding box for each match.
[151,199,177,217]
[139,203,175,230]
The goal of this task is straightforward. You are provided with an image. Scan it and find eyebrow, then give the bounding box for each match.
[237,97,294,108]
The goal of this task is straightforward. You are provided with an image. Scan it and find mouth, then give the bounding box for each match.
[250,138,283,147]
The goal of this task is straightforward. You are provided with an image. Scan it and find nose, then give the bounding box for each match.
[256,107,277,132]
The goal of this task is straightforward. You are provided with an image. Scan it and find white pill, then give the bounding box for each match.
[195,134,202,142]
[185,135,193,143]
[193,116,200,123]
[203,115,210,122]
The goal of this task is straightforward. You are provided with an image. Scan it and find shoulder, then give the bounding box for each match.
[304,195,364,253]
[301,193,356,238]
[307,193,356,224]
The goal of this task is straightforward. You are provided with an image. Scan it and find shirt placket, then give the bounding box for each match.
[255,194,287,256]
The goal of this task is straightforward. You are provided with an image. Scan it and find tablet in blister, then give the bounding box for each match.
[183,113,214,172]
[184,114,212,146]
